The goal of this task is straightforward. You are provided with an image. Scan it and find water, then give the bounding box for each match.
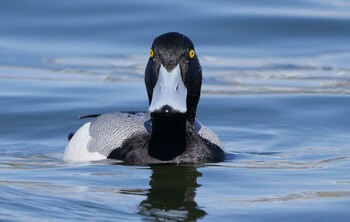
[1,0,350,221]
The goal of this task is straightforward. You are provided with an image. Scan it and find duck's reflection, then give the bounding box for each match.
[139,165,206,221]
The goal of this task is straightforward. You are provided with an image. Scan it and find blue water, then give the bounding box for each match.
[1,0,350,221]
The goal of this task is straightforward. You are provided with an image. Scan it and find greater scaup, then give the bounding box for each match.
[63,32,225,164]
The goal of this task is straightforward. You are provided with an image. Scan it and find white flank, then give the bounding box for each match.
[63,122,106,162]
[148,64,187,113]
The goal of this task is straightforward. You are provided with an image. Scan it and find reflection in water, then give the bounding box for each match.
[139,165,206,221]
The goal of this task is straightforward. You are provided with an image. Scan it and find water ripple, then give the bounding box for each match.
[233,191,350,203]
[3,51,350,95]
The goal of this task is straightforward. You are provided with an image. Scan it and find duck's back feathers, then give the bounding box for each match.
[88,112,151,156]
[194,121,223,149]
[63,112,150,162]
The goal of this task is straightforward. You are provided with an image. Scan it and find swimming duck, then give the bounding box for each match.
[63,32,225,164]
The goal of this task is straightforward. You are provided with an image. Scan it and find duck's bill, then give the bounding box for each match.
[148,64,187,114]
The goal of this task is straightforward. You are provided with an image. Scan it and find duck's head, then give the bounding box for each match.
[145,32,202,124]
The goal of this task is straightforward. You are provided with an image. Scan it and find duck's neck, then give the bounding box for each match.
[149,112,187,161]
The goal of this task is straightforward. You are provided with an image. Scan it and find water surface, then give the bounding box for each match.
[1,0,350,221]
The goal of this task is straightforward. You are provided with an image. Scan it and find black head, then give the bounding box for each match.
[145,32,202,124]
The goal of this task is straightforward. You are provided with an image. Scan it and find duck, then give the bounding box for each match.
[63,32,225,165]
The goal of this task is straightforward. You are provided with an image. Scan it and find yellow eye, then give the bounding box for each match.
[150,49,154,58]
[189,49,195,59]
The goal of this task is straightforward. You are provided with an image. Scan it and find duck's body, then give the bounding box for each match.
[63,112,224,164]
[64,32,225,165]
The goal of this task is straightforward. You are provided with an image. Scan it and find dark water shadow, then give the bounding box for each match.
[138,165,206,221]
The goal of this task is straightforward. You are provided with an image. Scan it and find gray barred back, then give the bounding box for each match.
[194,121,223,149]
[88,112,151,156]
